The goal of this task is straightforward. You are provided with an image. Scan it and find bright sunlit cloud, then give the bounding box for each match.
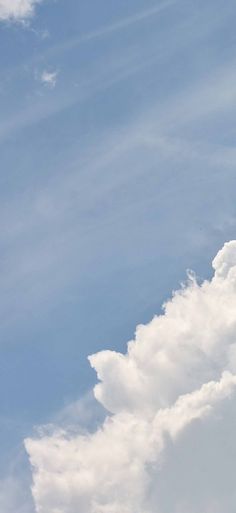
[0,0,41,22]
[26,241,236,513]
[2,2,236,512]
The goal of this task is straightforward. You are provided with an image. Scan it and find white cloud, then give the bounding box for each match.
[0,0,41,22]
[89,241,236,416]
[26,372,236,513]
[25,241,236,512]
[40,70,58,88]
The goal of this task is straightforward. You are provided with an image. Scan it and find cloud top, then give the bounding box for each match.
[25,241,236,513]
[89,240,236,416]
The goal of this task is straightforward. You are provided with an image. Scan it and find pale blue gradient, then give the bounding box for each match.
[1,0,236,509]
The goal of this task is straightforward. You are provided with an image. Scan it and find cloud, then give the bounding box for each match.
[40,70,58,88]
[26,373,236,513]
[89,240,236,416]
[25,241,236,512]
[0,0,41,22]
[48,0,176,57]
[76,0,176,44]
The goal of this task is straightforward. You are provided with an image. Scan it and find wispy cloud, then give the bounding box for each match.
[0,1,235,144]
[1,0,236,331]
[1,103,236,331]
[76,0,176,43]
[40,70,58,88]
[47,0,176,58]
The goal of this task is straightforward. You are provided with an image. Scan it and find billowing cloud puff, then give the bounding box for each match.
[25,241,236,513]
[90,240,236,416]
[0,0,41,22]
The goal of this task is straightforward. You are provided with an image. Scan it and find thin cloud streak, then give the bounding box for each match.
[0,0,233,145]
[1,1,236,329]
[1,121,236,330]
[77,0,176,40]
[0,0,176,88]
[55,0,176,52]
[0,23,235,143]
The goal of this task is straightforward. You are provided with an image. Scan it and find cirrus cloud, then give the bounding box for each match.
[25,241,236,513]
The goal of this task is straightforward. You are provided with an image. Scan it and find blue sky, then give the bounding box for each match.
[1,0,236,511]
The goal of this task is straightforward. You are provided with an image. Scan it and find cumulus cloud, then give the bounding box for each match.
[0,0,41,22]
[25,241,236,513]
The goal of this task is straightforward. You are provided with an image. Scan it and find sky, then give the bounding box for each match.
[1,0,236,511]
